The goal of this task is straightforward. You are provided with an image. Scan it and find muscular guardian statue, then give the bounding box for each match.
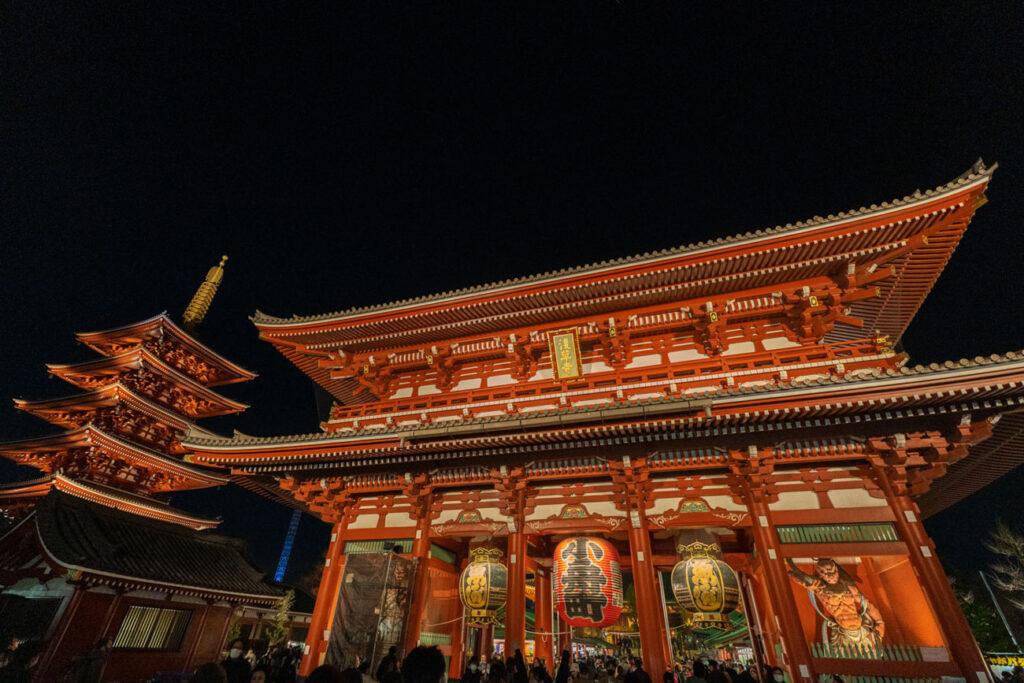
[786,558,885,649]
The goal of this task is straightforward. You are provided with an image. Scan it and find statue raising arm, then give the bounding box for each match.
[786,558,817,587]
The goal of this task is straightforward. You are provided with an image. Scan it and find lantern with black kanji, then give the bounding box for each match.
[670,533,740,630]
[459,547,508,625]
[553,537,623,628]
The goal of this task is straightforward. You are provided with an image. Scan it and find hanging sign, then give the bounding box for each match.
[547,328,584,381]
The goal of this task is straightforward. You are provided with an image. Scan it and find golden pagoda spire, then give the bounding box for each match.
[183,255,228,333]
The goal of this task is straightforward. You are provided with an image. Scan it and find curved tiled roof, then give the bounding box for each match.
[34,490,280,599]
[77,312,257,384]
[252,160,994,326]
[918,409,1024,518]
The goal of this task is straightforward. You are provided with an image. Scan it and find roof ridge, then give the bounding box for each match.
[252,161,995,327]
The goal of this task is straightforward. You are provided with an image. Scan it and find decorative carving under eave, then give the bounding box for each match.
[144,339,229,385]
[431,507,510,538]
[352,356,393,399]
[608,457,653,512]
[596,317,629,367]
[504,334,539,381]
[122,369,221,418]
[523,503,628,535]
[425,345,457,390]
[728,446,776,504]
[646,498,749,529]
[693,302,725,355]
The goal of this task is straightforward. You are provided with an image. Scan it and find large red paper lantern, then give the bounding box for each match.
[553,537,623,627]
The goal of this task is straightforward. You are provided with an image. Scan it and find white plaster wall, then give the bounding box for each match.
[527,504,565,521]
[763,337,800,350]
[769,491,821,511]
[418,384,442,396]
[827,489,887,508]
[487,374,515,387]
[389,387,414,399]
[668,349,708,363]
[477,507,506,520]
[648,497,684,515]
[453,378,482,391]
[384,513,417,528]
[585,501,622,517]
[722,341,756,356]
[435,509,461,523]
[348,514,380,529]
[625,354,661,369]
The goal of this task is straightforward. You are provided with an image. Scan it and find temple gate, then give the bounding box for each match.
[188,161,1022,682]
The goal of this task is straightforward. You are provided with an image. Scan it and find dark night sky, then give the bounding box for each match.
[2,3,1024,582]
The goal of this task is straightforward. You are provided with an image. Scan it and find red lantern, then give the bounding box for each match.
[553,537,623,627]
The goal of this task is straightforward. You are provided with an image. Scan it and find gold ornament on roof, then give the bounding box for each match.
[183,255,228,333]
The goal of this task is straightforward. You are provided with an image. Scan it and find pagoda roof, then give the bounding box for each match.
[50,473,221,530]
[46,348,250,416]
[183,349,1024,474]
[26,490,280,602]
[0,476,55,504]
[13,383,222,436]
[251,162,995,401]
[0,425,228,490]
[76,312,257,386]
[0,474,220,531]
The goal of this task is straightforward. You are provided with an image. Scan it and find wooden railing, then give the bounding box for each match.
[810,642,924,660]
[777,523,899,544]
[418,632,453,646]
[328,337,892,422]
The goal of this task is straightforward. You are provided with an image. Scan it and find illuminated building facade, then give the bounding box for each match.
[189,162,1018,681]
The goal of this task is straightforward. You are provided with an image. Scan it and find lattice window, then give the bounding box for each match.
[113,605,192,651]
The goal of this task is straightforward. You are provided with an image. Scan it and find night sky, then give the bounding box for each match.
[3,4,1023,583]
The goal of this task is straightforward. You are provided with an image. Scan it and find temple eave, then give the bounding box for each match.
[251,162,994,331]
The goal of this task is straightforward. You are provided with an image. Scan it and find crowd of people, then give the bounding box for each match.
[3,634,1024,682]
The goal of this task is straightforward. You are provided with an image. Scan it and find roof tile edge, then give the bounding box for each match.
[251,160,996,327]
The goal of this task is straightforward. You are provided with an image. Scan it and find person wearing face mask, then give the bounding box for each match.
[463,657,484,683]
[222,639,252,683]
[768,668,786,683]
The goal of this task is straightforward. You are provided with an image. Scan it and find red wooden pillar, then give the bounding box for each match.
[404,495,434,653]
[505,528,528,654]
[626,518,669,677]
[450,554,469,680]
[300,520,348,676]
[534,567,553,667]
[556,612,571,661]
[36,585,85,681]
[480,624,495,660]
[875,467,992,682]
[184,601,212,670]
[744,493,816,681]
[737,573,768,674]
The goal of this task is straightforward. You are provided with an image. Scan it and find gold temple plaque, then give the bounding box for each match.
[547,328,584,381]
